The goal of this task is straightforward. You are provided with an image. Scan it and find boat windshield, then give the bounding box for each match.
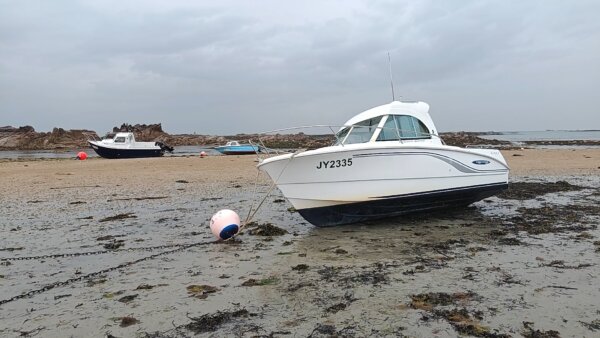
[376,115,431,141]
[114,137,126,143]
[335,116,382,145]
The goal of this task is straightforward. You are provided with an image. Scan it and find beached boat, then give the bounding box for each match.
[88,132,173,159]
[215,141,260,155]
[257,101,509,226]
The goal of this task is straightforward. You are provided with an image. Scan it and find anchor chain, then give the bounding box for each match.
[0,241,215,306]
[0,243,200,261]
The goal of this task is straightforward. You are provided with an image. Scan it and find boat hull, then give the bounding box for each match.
[297,182,507,226]
[258,144,509,226]
[215,145,260,155]
[89,142,163,159]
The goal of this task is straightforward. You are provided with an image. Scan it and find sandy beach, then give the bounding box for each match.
[1,149,599,337]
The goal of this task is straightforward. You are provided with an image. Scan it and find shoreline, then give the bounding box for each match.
[1,148,598,176]
[1,148,599,337]
[2,125,599,151]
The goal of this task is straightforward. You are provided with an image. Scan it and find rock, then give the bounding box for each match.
[0,125,97,150]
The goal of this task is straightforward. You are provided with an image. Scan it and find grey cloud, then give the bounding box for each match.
[0,0,598,134]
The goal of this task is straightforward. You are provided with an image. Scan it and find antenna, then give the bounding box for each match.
[387,52,396,101]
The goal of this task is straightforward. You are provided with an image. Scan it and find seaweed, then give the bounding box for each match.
[184,309,250,334]
[99,213,137,222]
[498,181,585,200]
[186,284,219,299]
[245,222,288,236]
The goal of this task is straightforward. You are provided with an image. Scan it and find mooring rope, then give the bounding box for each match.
[238,151,299,233]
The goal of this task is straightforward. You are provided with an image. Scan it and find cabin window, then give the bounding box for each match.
[343,116,382,144]
[115,137,126,143]
[376,115,430,141]
[334,127,350,145]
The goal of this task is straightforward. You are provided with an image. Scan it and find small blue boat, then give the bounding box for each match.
[214,141,260,155]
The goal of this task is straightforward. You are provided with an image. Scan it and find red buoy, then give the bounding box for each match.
[77,151,88,160]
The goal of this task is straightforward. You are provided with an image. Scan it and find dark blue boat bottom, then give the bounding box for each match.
[297,182,508,227]
[90,144,163,159]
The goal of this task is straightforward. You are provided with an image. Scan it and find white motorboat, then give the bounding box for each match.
[88,132,173,159]
[257,101,509,226]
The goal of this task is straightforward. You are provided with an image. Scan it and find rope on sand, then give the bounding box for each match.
[237,151,299,235]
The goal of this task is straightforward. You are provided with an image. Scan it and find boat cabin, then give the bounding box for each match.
[101,132,136,145]
[113,132,135,144]
[225,141,241,146]
[335,101,441,146]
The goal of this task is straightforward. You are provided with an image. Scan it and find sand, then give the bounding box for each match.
[0,149,599,337]
[501,148,600,176]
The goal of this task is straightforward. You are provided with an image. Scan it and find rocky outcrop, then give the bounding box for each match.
[0,126,97,150]
[111,123,169,142]
[439,132,511,148]
[0,123,515,151]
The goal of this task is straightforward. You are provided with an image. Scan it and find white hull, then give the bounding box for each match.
[258,144,508,224]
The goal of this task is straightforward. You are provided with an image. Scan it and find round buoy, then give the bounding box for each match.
[210,209,240,240]
[77,151,88,160]
[200,151,207,158]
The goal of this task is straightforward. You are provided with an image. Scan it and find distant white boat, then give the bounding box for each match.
[257,101,509,226]
[88,132,173,159]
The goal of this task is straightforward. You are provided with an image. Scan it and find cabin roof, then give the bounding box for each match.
[342,101,437,134]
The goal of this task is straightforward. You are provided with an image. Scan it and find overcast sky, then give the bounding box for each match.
[1,0,599,134]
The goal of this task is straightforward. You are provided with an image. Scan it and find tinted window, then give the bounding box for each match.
[377,115,400,141]
[115,137,126,143]
[334,127,350,145]
[376,115,430,141]
[344,117,382,144]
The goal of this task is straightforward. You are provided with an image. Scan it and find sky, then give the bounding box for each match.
[1,0,599,135]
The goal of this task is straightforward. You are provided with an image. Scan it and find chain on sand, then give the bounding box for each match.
[0,241,215,306]
[0,243,202,261]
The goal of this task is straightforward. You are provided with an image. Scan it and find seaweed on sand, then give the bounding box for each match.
[103,240,125,250]
[506,203,599,235]
[522,321,561,338]
[184,309,251,334]
[245,222,288,236]
[410,292,510,337]
[409,291,478,311]
[498,181,585,200]
[186,284,219,299]
[241,277,279,286]
[317,263,390,287]
[432,308,510,338]
[579,319,600,332]
[120,316,139,327]
[117,294,138,303]
[99,213,137,222]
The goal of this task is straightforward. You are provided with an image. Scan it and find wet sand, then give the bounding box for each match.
[0,149,599,337]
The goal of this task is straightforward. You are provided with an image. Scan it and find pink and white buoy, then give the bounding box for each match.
[210,209,241,240]
[200,151,207,158]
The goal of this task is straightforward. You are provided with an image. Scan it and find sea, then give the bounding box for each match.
[1,130,599,159]
[0,145,221,160]
[477,130,600,142]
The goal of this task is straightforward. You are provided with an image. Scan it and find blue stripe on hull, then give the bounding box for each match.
[297,182,508,227]
[89,143,163,159]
